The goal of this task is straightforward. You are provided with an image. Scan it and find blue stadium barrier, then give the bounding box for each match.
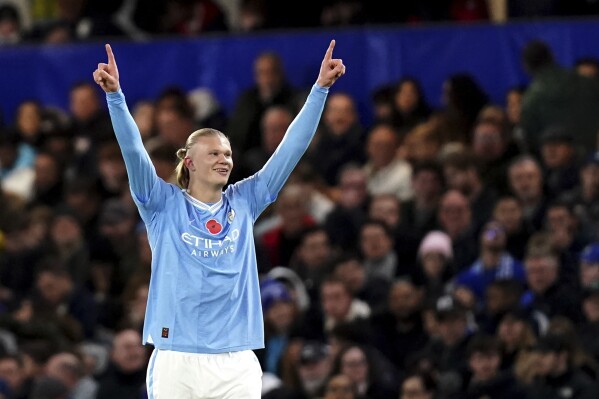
[2,18,599,127]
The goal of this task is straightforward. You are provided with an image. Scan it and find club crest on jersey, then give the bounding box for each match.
[227,210,235,223]
[205,219,223,235]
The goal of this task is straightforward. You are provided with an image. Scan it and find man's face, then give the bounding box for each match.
[525,256,558,294]
[70,85,99,122]
[472,123,504,160]
[542,142,573,169]
[469,352,500,381]
[321,282,352,321]
[186,135,233,190]
[509,160,542,202]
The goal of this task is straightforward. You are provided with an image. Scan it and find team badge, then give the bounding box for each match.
[227,210,235,223]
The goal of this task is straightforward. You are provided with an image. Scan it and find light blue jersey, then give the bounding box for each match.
[107,84,328,353]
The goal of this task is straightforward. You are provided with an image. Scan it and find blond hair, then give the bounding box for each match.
[175,128,229,189]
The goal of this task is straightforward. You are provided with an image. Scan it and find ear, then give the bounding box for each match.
[184,157,195,171]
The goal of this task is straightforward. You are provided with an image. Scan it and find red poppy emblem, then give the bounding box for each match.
[205,219,222,235]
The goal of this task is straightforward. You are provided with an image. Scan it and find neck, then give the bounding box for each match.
[481,250,502,268]
[187,182,223,203]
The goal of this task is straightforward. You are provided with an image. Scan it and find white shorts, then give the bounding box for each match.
[146,349,262,399]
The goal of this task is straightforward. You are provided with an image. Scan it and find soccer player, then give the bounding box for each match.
[93,41,345,398]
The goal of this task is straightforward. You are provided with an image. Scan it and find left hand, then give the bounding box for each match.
[316,40,346,88]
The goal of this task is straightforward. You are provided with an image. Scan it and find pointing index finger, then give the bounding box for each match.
[324,39,335,62]
[105,44,116,66]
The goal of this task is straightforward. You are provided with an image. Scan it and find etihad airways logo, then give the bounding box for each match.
[180,228,240,258]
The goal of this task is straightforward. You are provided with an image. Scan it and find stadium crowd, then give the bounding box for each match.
[3,9,599,399]
[3,0,599,45]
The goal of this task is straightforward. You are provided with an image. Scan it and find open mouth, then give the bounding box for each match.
[214,168,229,176]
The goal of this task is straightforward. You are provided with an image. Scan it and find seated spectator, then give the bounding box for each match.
[508,155,548,230]
[308,93,366,186]
[296,340,333,398]
[400,371,437,399]
[442,151,498,231]
[492,195,534,260]
[45,351,97,399]
[332,344,398,399]
[324,164,369,251]
[415,231,454,302]
[333,255,390,312]
[539,126,580,197]
[454,221,525,307]
[322,373,358,399]
[462,334,526,398]
[560,151,599,227]
[390,77,431,136]
[363,123,412,201]
[96,329,147,399]
[0,353,31,399]
[359,220,404,282]
[527,334,599,399]
[400,161,444,239]
[496,308,538,370]
[320,277,370,334]
[437,190,478,271]
[371,279,429,371]
[521,237,583,324]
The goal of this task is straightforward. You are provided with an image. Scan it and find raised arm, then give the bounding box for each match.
[257,40,346,197]
[93,44,159,206]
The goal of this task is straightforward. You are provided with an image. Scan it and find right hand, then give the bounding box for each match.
[93,44,120,93]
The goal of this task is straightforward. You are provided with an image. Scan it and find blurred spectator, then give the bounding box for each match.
[163,0,228,35]
[420,295,473,397]
[575,57,599,78]
[29,376,69,399]
[476,279,525,334]
[368,193,419,269]
[442,151,498,231]
[259,184,315,269]
[527,334,599,399]
[540,126,580,197]
[12,100,44,148]
[332,344,398,399]
[506,86,525,130]
[363,123,412,201]
[131,100,155,142]
[463,334,526,398]
[322,373,357,399]
[154,90,196,148]
[96,140,129,199]
[390,77,431,136]
[401,119,443,164]
[400,371,437,399]
[471,116,520,194]
[0,353,31,399]
[370,84,394,125]
[308,92,365,186]
[332,255,390,312]
[492,195,534,260]
[95,329,146,399]
[45,352,97,399]
[238,0,267,32]
[237,105,293,180]
[561,151,599,227]
[320,0,364,27]
[256,279,298,376]
[359,220,403,281]
[508,155,547,230]
[579,284,599,364]
[416,230,454,301]
[440,73,489,143]
[289,226,335,299]
[146,140,178,184]
[521,240,583,324]
[69,82,113,162]
[371,279,429,371]
[496,308,538,370]
[454,221,525,306]
[296,340,333,398]
[0,4,21,45]
[286,163,335,224]
[437,190,478,271]
[400,161,443,238]
[48,206,90,287]
[320,277,370,334]
[520,39,599,151]
[324,164,369,251]
[27,263,97,342]
[227,51,299,153]
[580,243,599,289]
